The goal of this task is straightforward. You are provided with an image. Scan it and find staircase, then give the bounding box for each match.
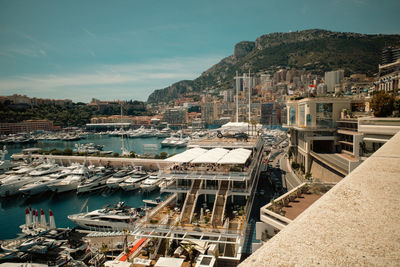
[211,180,229,227]
[224,220,239,257]
[180,179,202,224]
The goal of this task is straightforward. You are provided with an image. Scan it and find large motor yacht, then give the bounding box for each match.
[77,171,113,194]
[18,176,56,195]
[48,166,89,193]
[105,169,135,189]
[68,202,144,231]
[140,173,162,192]
[119,173,149,191]
[0,174,40,197]
[28,161,60,177]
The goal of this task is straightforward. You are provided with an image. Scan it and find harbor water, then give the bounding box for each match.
[4,134,186,160]
[1,135,182,240]
[0,189,167,240]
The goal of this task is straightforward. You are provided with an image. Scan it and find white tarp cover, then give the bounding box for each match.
[217,148,252,164]
[191,148,229,164]
[155,257,184,267]
[165,147,207,163]
[221,122,263,133]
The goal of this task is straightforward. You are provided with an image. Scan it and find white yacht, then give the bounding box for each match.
[0,174,43,197]
[161,132,187,147]
[140,174,162,192]
[48,167,75,180]
[156,126,172,138]
[68,202,143,231]
[175,137,190,147]
[106,169,134,189]
[119,173,149,191]
[13,165,35,175]
[48,166,89,193]
[159,176,173,190]
[77,171,113,194]
[18,176,55,195]
[29,161,60,177]
[0,146,15,173]
[161,136,177,147]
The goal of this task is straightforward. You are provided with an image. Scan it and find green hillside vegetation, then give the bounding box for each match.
[147,29,400,103]
[0,100,150,127]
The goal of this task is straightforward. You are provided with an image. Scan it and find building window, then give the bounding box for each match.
[289,107,296,125]
[306,114,312,126]
[316,103,333,128]
[299,105,305,126]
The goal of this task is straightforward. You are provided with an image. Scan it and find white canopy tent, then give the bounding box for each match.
[165,147,207,163]
[217,148,252,165]
[191,148,229,164]
[220,122,262,135]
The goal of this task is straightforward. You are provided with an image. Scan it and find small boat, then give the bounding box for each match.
[143,197,162,205]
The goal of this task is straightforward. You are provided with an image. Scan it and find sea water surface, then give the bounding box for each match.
[0,189,167,240]
[4,134,186,160]
[1,135,183,240]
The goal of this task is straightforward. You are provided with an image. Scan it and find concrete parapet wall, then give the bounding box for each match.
[240,131,400,266]
[309,157,345,183]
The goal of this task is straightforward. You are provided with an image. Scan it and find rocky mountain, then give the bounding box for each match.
[147,29,400,103]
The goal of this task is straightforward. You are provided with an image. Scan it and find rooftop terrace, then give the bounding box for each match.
[241,131,400,266]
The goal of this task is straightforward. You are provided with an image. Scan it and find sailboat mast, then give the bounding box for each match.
[248,69,251,123]
[235,71,239,122]
[120,102,125,154]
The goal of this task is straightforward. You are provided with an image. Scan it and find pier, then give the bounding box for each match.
[12,153,173,170]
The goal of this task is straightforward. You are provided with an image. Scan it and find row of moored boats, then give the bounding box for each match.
[0,160,164,197]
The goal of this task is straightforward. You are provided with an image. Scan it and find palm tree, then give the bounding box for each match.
[122,228,129,260]
[100,243,109,259]
[182,242,196,266]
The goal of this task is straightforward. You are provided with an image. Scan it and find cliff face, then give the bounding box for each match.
[147,29,400,103]
[234,41,255,59]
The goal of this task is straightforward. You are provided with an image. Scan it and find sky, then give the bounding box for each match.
[0,0,399,102]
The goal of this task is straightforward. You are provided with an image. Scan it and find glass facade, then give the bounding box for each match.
[289,106,296,125]
[306,114,312,126]
[316,103,334,128]
[299,105,305,126]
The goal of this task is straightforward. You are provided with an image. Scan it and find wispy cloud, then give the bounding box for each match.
[0,55,222,101]
[82,28,97,39]
[0,47,47,58]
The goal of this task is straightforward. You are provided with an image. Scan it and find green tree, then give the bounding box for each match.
[63,147,73,155]
[371,91,395,117]
[159,152,168,159]
[113,152,120,157]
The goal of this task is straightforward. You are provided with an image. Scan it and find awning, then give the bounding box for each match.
[191,148,229,164]
[217,148,252,164]
[165,147,207,163]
